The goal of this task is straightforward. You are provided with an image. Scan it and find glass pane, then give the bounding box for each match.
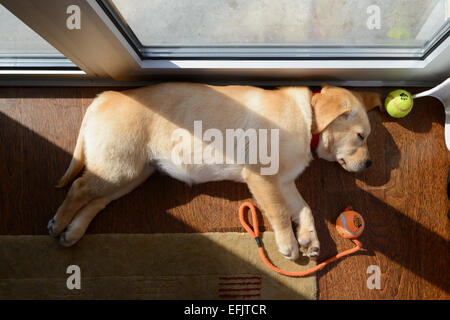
[108,0,449,58]
[0,4,75,67]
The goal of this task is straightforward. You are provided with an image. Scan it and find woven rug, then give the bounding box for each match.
[0,232,316,299]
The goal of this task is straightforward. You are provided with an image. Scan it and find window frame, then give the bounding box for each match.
[0,3,80,70]
[0,56,80,69]
[99,0,450,60]
[0,0,449,86]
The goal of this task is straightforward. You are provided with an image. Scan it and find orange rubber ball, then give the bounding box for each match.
[336,207,365,239]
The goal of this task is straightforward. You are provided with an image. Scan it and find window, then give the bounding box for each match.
[0,0,449,84]
[0,4,76,68]
[103,0,450,59]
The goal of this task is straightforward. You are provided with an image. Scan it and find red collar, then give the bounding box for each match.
[310,132,320,150]
[310,91,321,150]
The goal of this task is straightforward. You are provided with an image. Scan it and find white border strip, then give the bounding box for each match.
[0,70,86,75]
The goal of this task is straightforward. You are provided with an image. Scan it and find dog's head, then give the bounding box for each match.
[311,85,382,172]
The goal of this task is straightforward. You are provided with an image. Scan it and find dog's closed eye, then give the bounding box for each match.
[357,133,365,140]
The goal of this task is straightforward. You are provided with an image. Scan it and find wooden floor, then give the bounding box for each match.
[0,86,448,299]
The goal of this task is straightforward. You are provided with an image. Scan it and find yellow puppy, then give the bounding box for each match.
[48,83,381,260]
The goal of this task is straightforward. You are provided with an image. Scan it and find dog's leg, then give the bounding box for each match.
[243,168,299,260]
[281,181,320,258]
[58,165,155,247]
[47,173,99,237]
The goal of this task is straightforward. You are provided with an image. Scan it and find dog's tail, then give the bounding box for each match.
[55,126,85,188]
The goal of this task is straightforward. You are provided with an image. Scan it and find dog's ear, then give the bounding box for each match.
[352,91,384,112]
[311,88,351,134]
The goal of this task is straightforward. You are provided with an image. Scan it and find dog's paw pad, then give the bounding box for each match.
[303,245,320,258]
[310,246,320,255]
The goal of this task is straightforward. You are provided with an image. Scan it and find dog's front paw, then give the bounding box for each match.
[275,231,300,261]
[304,243,320,258]
[297,227,320,259]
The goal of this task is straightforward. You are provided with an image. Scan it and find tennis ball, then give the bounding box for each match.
[336,207,365,239]
[385,89,413,118]
[387,26,410,39]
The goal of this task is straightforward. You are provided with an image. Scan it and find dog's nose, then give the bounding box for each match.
[365,159,372,168]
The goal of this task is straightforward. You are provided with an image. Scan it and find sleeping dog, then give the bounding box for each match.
[48,83,381,260]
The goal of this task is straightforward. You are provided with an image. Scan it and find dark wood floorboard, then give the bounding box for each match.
[0,86,448,299]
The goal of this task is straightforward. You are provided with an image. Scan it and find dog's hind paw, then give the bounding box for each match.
[47,218,60,237]
[59,227,80,247]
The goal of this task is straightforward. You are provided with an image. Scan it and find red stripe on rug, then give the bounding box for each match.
[218,276,261,280]
[218,293,261,299]
[218,288,261,292]
[218,281,261,286]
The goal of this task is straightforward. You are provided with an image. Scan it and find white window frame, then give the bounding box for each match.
[1,0,449,86]
[99,0,449,60]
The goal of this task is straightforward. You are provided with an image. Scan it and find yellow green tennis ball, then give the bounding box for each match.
[387,26,411,39]
[385,89,414,118]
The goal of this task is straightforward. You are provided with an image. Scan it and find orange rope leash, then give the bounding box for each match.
[239,202,363,277]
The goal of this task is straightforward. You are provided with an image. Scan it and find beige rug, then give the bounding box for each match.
[0,233,316,299]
